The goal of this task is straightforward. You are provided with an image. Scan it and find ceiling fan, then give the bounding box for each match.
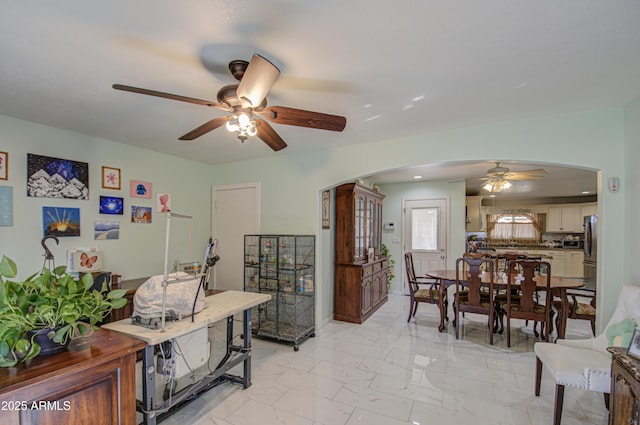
[113,54,347,151]
[480,162,548,192]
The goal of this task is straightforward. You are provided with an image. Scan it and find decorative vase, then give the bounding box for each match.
[28,327,70,356]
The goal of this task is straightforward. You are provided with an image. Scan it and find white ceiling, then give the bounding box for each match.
[1,1,637,198]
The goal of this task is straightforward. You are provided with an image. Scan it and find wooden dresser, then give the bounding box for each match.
[0,329,146,425]
[334,183,388,323]
[608,347,640,425]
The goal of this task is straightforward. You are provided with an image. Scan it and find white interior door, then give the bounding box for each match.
[211,183,260,291]
[402,198,448,295]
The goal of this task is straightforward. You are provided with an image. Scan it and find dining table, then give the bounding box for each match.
[424,269,584,339]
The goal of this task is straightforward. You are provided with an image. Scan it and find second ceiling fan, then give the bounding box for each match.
[113,54,347,151]
[480,162,548,192]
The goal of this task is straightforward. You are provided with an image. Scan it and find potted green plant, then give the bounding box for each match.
[0,255,127,367]
[381,243,395,290]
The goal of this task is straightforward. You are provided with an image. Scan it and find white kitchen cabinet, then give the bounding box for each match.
[566,251,584,278]
[581,205,596,219]
[494,249,567,277]
[547,207,583,232]
[548,251,566,277]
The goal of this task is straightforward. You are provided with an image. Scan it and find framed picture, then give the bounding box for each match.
[628,327,640,360]
[131,206,152,224]
[94,221,120,240]
[27,154,89,199]
[42,206,80,237]
[99,196,124,215]
[102,166,121,190]
[322,190,330,229]
[0,186,12,226]
[0,151,7,180]
[130,179,152,199]
[157,193,171,213]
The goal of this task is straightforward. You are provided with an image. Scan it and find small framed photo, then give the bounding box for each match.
[102,166,121,190]
[0,151,7,180]
[322,190,330,229]
[99,196,124,215]
[130,179,152,199]
[628,327,640,360]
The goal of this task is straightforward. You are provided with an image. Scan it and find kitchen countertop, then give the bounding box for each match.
[485,246,583,251]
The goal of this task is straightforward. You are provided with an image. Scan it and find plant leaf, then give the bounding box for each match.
[0,256,17,279]
[81,273,94,291]
[67,278,77,294]
[111,298,128,309]
[53,325,71,343]
[107,289,126,300]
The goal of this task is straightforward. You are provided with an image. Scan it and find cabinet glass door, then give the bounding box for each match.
[355,195,365,261]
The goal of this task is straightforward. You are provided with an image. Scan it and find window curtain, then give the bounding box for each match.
[487,213,544,242]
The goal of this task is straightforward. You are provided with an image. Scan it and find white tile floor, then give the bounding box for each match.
[156,292,609,425]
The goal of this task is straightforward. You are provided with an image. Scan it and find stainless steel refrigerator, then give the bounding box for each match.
[583,215,597,290]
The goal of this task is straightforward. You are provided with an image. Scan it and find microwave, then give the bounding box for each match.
[562,240,583,249]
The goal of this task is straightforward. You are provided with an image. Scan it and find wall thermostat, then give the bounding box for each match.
[384,222,395,230]
[608,177,620,193]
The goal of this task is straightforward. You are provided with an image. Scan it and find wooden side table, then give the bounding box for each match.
[608,347,640,425]
[0,329,146,425]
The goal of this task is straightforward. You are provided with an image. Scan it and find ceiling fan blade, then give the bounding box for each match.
[113,84,229,111]
[508,168,549,176]
[504,174,545,181]
[256,120,287,151]
[258,106,346,132]
[236,54,280,108]
[178,117,230,140]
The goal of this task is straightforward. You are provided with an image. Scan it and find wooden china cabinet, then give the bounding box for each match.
[334,183,388,324]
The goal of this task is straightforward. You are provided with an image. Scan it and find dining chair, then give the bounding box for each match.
[404,252,447,323]
[453,257,500,344]
[89,271,111,293]
[504,260,552,347]
[551,287,596,337]
[534,284,640,425]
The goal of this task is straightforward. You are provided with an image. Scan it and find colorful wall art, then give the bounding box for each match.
[157,193,171,212]
[0,151,7,180]
[131,206,152,224]
[130,179,152,199]
[27,154,89,199]
[99,196,124,215]
[0,186,12,226]
[42,206,80,237]
[101,166,121,190]
[68,249,103,273]
[94,221,120,240]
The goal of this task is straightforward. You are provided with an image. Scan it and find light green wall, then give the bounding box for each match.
[1,106,630,331]
[377,180,466,294]
[624,96,640,285]
[0,115,214,280]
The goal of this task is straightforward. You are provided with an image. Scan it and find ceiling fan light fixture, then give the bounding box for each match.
[483,178,512,193]
[227,111,258,139]
[226,119,239,132]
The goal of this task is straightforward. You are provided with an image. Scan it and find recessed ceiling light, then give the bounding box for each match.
[413,175,422,179]
[581,191,590,194]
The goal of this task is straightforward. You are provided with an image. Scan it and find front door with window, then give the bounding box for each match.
[402,198,448,295]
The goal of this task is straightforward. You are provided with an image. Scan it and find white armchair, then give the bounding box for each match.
[534,284,640,425]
